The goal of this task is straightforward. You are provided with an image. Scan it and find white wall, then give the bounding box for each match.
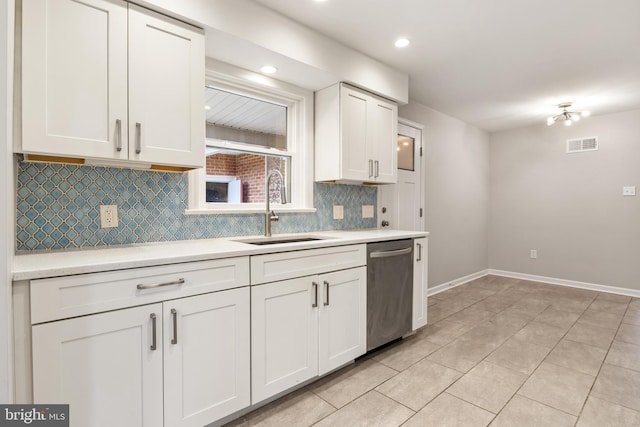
[400,101,490,288]
[490,109,640,292]
[1,0,15,403]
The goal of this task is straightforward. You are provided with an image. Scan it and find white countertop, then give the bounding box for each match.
[12,229,429,281]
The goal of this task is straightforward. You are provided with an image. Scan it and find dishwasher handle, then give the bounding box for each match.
[369,247,412,259]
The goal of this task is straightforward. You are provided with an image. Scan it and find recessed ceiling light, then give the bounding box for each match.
[204,105,211,111]
[313,0,328,3]
[394,38,410,48]
[260,65,278,74]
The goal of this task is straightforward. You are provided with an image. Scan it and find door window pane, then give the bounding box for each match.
[397,135,414,171]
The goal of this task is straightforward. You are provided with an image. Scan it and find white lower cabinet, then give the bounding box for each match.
[32,286,250,427]
[163,288,250,427]
[32,303,164,427]
[412,237,428,330]
[251,267,367,404]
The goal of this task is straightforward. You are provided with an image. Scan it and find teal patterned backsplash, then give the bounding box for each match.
[16,161,377,251]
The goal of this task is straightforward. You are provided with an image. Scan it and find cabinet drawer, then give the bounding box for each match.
[250,245,366,285]
[31,257,249,324]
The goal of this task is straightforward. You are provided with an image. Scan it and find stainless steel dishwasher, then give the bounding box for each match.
[367,239,414,351]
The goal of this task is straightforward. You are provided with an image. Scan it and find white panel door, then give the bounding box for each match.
[22,0,128,159]
[370,98,398,183]
[413,238,428,329]
[164,288,250,427]
[378,121,424,230]
[318,267,367,375]
[340,86,370,181]
[32,304,163,427]
[128,4,204,167]
[251,277,318,403]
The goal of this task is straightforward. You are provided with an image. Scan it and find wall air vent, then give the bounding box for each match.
[567,137,598,153]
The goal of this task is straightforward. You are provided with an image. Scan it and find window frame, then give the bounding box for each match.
[186,59,315,214]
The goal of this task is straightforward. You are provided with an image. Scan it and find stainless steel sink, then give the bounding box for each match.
[235,236,328,245]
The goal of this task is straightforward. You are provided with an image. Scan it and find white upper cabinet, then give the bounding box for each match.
[127,4,204,167]
[315,83,398,184]
[21,0,204,169]
[21,0,129,160]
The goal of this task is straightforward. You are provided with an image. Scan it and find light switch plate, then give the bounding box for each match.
[362,205,374,218]
[333,205,344,220]
[623,186,636,196]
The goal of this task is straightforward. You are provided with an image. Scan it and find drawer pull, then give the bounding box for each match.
[417,243,423,262]
[171,308,178,345]
[150,313,157,351]
[137,278,185,290]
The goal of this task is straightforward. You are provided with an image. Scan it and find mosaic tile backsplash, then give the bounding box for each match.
[16,161,377,251]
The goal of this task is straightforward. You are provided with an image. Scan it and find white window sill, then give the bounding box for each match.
[184,207,317,215]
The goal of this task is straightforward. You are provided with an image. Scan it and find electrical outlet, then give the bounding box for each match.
[333,205,344,220]
[100,205,118,228]
[530,249,537,259]
[362,205,374,218]
[623,186,636,196]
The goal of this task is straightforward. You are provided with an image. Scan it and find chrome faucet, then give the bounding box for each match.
[265,169,287,237]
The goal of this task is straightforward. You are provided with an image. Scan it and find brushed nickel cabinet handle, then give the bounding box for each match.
[115,119,122,152]
[323,281,330,306]
[150,313,157,351]
[136,278,185,290]
[375,160,379,178]
[312,282,318,308]
[135,122,142,154]
[369,159,373,178]
[417,243,423,261]
[171,308,178,345]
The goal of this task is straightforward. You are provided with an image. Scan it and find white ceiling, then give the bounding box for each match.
[253,0,640,132]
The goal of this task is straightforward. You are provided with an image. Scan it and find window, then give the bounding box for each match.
[187,60,314,214]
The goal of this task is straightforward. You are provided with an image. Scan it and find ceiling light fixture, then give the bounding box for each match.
[260,65,278,74]
[546,103,591,126]
[394,38,410,48]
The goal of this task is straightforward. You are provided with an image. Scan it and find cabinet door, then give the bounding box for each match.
[128,4,204,168]
[340,86,370,181]
[32,304,163,427]
[370,97,398,183]
[164,288,250,427]
[318,267,367,375]
[251,277,318,404]
[21,0,128,160]
[413,238,428,330]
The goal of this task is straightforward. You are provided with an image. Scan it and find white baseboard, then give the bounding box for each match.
[428,268,640,299]
[428,269,489,296]
[489,269,640,298]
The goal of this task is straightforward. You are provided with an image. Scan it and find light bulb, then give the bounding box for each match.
[564,119,572,126]
[394,38,410,48]
[260,65,278,74]
[546,117,555,126]
[581,110,591,117]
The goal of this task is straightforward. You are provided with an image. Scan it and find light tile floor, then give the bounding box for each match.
[227,275,640,426]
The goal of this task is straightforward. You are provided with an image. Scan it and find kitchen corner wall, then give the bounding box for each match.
[399,101,491,289]
[489,109,640,292]
[15,161,376,251]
